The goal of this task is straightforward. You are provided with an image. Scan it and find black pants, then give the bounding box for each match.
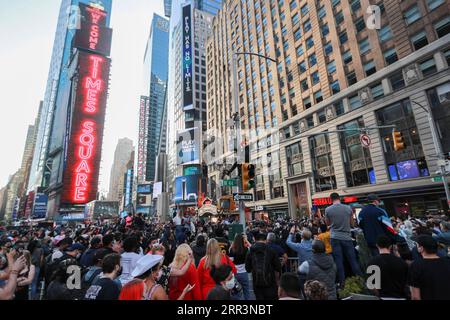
[254,286,278,300]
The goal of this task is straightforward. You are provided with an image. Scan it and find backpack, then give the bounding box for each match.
[251,247,272,287]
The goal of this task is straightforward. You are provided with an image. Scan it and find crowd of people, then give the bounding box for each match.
[0,192,449,301]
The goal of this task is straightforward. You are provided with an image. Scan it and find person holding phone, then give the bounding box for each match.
[0,249,27,300]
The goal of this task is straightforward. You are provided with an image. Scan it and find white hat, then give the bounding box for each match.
[131,254,164,278]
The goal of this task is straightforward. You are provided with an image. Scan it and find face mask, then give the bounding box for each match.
[225,276,235,290]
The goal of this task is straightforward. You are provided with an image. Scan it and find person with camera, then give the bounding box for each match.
[0,249,27,300]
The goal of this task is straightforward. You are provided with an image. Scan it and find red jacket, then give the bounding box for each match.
[197,254,237,300]
[168,262,202,300]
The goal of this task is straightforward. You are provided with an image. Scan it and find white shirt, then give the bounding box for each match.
[119,252,143,285]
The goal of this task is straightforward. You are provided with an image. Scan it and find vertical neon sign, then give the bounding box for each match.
[182,4,193,110]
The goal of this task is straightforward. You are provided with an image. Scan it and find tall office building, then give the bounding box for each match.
[108,138,134,201]
[164,0,173,17]
[166,0,222,209]
[28,0,113,218]
[137,14,169,184]
[207,0,450,218]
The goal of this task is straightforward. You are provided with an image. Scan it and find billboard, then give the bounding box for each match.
[153,181,163,200]
[174,175,200,204]
[137,184,152,194]
[32,193,48,219]
[176,127,201,165]
[137,96,150,181]
[182,4,193,110]
[60,51,111,205]
[183,165,201,176]
[124,169,133,207]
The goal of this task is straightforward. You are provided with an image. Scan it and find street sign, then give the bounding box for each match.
[233,193,254,201]
[221,179,238,187]
[432,176,443,182]
[360,134,371,148]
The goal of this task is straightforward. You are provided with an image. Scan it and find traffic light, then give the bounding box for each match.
[241,163,256,192]
[392,130,405,151]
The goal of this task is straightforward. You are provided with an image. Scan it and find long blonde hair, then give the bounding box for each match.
[172,244,191,269]
[204,238,221,270]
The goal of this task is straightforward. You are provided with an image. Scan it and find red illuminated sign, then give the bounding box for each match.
[61,52,111,205]
[313,196,358,206]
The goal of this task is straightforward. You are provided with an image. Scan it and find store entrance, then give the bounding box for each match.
[290,181,310,219]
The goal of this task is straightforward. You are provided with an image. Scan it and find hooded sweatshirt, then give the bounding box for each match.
[299,253,337,300]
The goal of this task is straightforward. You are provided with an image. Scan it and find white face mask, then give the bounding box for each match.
[225,276,235,290]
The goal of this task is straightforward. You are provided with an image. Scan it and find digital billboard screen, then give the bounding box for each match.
[137,184,152,194]
[60,51,111,205]
[182,4,193,110]
[174,175,200,204]
[176,127,200,165]
[396,160,420,180]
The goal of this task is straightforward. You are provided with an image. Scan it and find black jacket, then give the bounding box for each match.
[245,242,281,287]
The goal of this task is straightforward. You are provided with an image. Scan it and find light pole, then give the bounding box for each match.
[231,51,277,229]
[411,100,450,208]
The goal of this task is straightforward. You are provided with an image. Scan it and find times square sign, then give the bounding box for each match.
[61,4,112,205]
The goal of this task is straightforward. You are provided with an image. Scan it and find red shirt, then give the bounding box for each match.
[197,254,237,300]
[168,263,202,300]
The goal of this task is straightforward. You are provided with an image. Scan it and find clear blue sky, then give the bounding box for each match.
[0,0,164,192]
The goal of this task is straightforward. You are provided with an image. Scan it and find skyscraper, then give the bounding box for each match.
[166,0,222,208]
[108,138,134,201]
[207,0,450,218]
[28,0,113,218]
[137,14,169,184]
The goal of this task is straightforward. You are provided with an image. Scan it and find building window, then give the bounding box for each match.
[318,110,327,123]
[286,142,305,176]
[426,0,445,11]
[334,100,345,115]
[347,72,357,86]
[324,42,333,55]
[419,57,437,76]
[364,60,377,76]
[389,71,405,91]
[339,118,375,187]
[292,12,300,25]
[294,27,302,41]
[444,49,450,65]
[299,61,307,73]
[359,38,371,55]
[309,53,317,67]
[342,50,352,64]
[339,31,348,45]
[256,189,266,201]
[332,0,341,7]
[411,31,428,50]
[331,80,341,94]
[314,90,323,103]
[310,134,336,192]
[289,0,297,10]
[322,23,330,37]
[335,11,344,25]
[311,71,320,85]
[378,25,393,42]
[327,60,337,74]
[301,79,309,90]
[306,36,314,49]
[349,94,361,110]
[427,82,450,154]
[306,115,314,127]
[304,96,312,109]
[404,5,421,25]
[297,44,304,56]
[351,0,361,13]
[376,99,429,181]
[384,48,398,65]
[371,82,384,100]
[318,6,326,19]
[355,17,366,33]
[434,16,450,38]
[304,19,312,32]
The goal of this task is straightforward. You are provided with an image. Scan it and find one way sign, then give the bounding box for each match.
[233,193,254,201]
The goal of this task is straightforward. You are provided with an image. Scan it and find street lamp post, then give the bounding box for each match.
[411,100,450,208]
[231,51,277,229]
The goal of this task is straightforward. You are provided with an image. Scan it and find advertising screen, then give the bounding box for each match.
[60,51,111,204]
[182,4,193,110]
[396,160,420,180]
[32,193,48,219]
[174,175,200,204]
[74,25,112,57]
[176,127,200,165]
[137,184,152,194]
[153,181,163,200]
[183,165,201,176]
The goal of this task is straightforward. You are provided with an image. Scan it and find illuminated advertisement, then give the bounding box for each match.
[32,193,48,219]
[153,181,162,200]
[137,184,152,194]
[183,165,201,176]
[182,4,193,110]
[124,169,133,207]
[174,175,200,204]
[176,127,200,165]
[24,191,35,219]
[61,51,111,204]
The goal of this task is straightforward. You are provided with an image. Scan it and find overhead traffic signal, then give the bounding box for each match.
[392,130,405,151]
[241,163,256,192]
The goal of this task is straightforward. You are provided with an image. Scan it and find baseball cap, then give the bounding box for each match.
[367,194,380,201]
[66,243,85,252]
[131,254,164,278]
